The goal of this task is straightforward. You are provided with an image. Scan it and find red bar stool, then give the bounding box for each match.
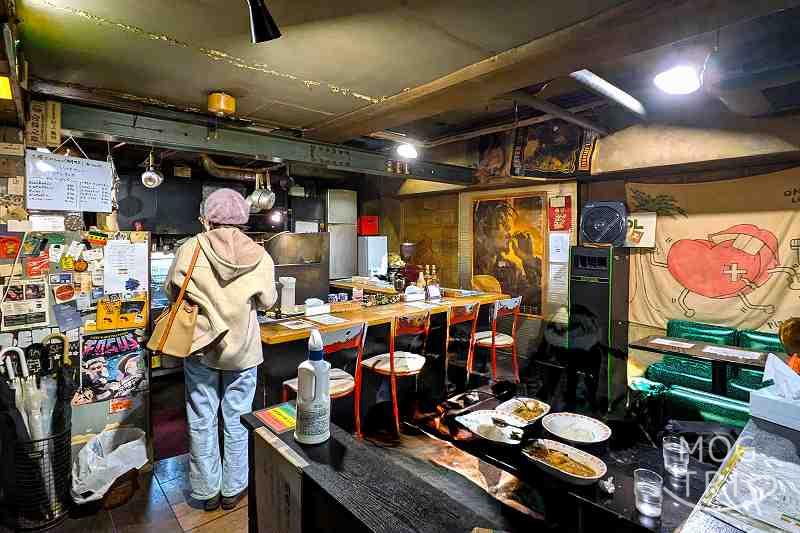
[359,311,431,435]
[468,296,522,383]
[282,322,367,433]
[445,302,481,382]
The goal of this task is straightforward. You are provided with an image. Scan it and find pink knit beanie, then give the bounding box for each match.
[202,188,250,225]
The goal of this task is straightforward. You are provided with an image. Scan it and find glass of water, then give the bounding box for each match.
[662,435,690,478]
[634,468,663,518]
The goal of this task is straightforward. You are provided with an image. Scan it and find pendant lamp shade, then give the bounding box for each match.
[246,0,282,43]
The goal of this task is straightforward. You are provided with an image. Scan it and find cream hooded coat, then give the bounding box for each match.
[165,228,277,370]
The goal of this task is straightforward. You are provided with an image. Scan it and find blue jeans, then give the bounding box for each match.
[184,356,257,500]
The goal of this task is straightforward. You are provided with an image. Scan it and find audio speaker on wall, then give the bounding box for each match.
[580,201,627,247]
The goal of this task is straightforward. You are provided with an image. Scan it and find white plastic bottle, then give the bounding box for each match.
[294,329,331,444]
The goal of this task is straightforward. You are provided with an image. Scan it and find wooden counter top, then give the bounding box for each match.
[330,279,398,295]
[261,293,504,345]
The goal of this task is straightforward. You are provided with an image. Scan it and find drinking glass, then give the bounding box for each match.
[634,468,663,518]
[662,435,690,478]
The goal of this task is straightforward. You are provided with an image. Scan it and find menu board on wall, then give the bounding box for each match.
[25,150,113,212]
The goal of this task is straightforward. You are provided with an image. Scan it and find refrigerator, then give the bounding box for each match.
[326,189,357,279]
[358,236,388,278]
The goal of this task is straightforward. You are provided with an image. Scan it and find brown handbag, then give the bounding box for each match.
[147,243,201,357]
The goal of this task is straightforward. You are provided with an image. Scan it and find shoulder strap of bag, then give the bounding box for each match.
[156,242,202,352]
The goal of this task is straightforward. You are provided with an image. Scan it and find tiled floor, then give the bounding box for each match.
[33,454,247,533]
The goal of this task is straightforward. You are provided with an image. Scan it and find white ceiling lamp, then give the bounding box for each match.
[653,65,702,95]
[141,150,164,188]
[396,142,418,159]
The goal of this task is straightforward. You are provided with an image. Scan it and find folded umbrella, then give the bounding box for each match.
[1,347,30,441]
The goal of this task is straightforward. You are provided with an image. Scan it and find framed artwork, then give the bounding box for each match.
[472,193,546,316]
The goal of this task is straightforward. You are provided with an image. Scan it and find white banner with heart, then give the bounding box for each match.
[626,168,800,333]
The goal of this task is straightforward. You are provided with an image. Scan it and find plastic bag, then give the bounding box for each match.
[71,428,148,504]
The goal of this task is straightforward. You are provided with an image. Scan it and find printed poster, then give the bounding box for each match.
[473,194,545,316]
[626,169,800,332]
[72,330,147,405]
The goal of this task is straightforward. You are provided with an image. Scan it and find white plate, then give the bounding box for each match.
[541,412,611,444]
[522,439,607,485]
[454,410,522,445]
[494,397,550,428]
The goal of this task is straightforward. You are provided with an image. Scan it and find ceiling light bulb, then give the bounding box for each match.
[653,65,701,95]
[396,143,418,159]
[141,169,164,188]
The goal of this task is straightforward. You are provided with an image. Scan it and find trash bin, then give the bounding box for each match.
[2,427,72,531]
[71,428,148,506]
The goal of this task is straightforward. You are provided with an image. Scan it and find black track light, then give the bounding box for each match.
[246,0,281,44]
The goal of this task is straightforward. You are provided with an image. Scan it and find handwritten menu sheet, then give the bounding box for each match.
[25,150,113,212]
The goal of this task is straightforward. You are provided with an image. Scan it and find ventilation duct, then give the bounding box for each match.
[200,154,276,211]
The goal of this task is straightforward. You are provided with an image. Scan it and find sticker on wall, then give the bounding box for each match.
[548,196,572,231]
[624,211,657,248]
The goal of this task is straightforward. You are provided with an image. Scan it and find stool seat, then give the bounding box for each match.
[474,331,515,347]
[361,351,426,376]
[283,368,355,399]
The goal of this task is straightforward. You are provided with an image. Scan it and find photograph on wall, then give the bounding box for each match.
[473,194,546,316]
[511,120,597,177]
[72,330,147,405]
[475,131,513,183]
[626,168,800,332]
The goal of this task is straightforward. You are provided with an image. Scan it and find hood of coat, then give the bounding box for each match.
[197,227,265,281]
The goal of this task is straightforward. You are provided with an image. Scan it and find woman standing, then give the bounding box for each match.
[165,188,277,511]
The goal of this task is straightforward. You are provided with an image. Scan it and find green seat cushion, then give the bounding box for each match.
[737,330,783,352]
[666,320,738,345]
[666,385,749,429]
[646,357,712,392]
[726,369,767,401]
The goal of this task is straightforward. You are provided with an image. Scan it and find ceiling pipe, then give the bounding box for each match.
[200,153,273,184]
[497,90,609,136]
[569,69,646,118]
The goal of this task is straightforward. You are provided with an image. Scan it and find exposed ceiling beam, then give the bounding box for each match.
[58,103,476,186]
[305,0,800,142]
[425,100,607,148]
[498,90,609,135]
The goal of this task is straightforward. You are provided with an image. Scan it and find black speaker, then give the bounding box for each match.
[568,245,628,414]
[580,201,627,246]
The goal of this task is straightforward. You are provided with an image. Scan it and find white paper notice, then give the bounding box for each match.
[29,214,66,232]
[650,338,696,349]
[103,240,149,294]
[548,232,570,263]
[547,263,569,306]
[7,219,31,232]
[307,314,348,325]
[25,150,113,212]
[294,220,319,234]
[702,345,761,360]
[280,320,314,330]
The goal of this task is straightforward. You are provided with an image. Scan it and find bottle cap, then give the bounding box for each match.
[308,329,324,361]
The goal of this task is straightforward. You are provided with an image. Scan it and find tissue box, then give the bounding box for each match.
[304,304,331,317]
[750,384,800,431]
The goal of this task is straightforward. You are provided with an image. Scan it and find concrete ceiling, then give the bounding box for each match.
[17,0,625,129]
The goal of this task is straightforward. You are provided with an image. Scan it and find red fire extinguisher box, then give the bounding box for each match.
[358,216,380,235]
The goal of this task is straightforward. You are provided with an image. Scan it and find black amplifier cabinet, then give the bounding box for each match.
[569,245,628,413]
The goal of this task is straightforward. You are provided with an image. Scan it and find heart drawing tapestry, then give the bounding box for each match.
[626,168,800,333]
